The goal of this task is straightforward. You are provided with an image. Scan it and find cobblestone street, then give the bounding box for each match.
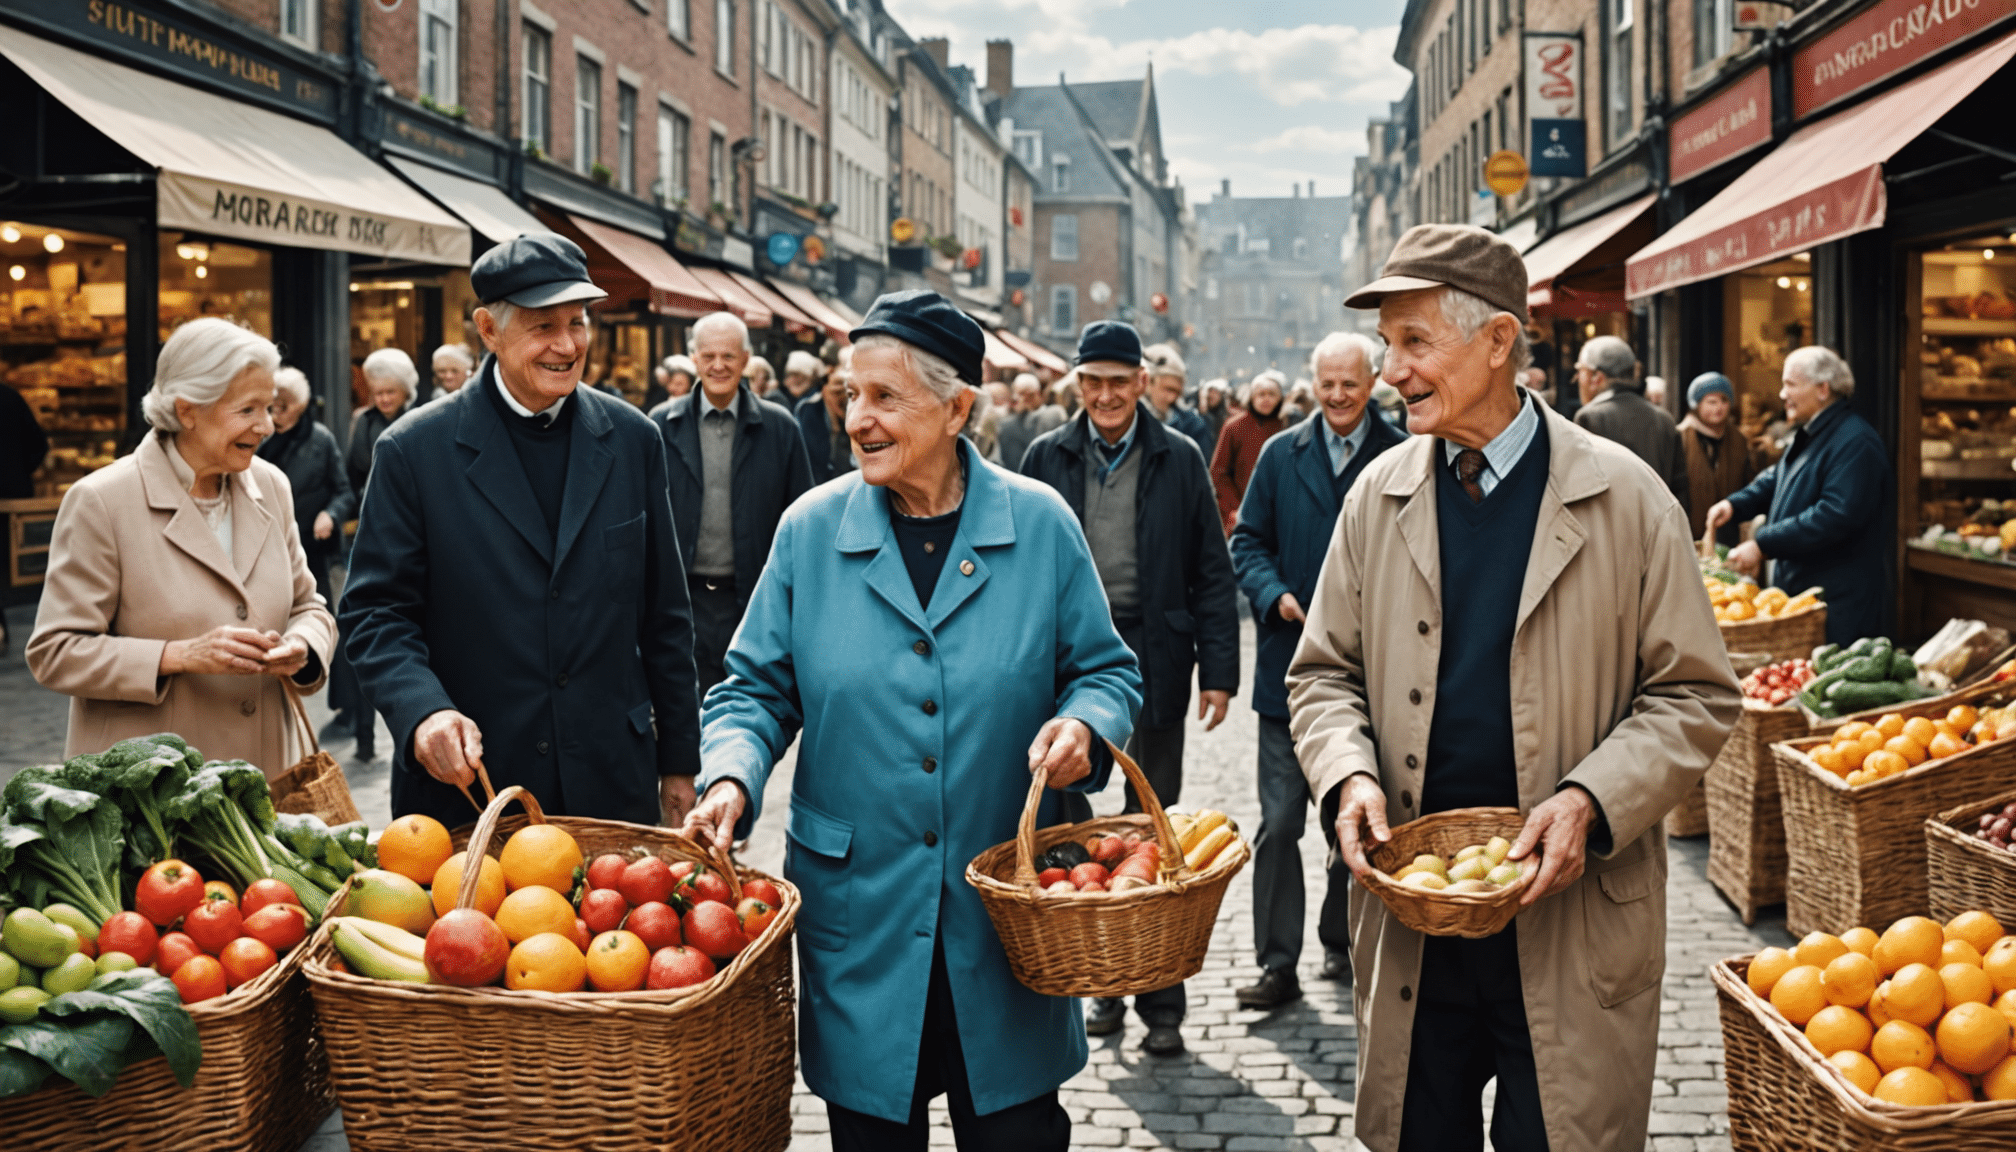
[0,603,1793,1150]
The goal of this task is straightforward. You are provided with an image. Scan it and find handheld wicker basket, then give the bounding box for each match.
[1927,787,2016,924]
[1718,601,1826,665]
[1361,807,1533,939]
[967,742,1249,998]
[303,786,799,1152]
[0,931,332,1151]
[1705,699,1810,924]
[1715,954,2016,1150]
[267,684,362,825]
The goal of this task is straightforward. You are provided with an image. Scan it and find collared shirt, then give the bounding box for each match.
[1441,392,1540,498]
[494,371,570,427]
[692,387,740,578]
[1320,411,1375,477]
[1088,408,1140,482]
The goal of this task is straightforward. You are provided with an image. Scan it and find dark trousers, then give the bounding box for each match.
[688,576,743,696]
[1398,927,1548,1152]
[826,940,1070,1151]
[1253,716,1351,974]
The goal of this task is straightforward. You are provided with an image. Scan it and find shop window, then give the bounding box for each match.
[617,83,637,194]
[160,235,271,339]
[524,25,552,155]
[715,0,736,78]
[667,0,690,42]
[1722,254,1813,451]
[1050,214,1078,262]
[658,105,691,205]
[2,223,127,493]
[420,0,456,108]
[281,0,317,50]
[576,57,603,175]
[1911,239,2016,574]
[1051,284,1077,334]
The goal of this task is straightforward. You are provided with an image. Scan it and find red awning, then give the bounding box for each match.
[768,278,854,343]
[687,265,773,327]
[995,328,1069,375]
[556,213,721,318]
[1524,194,1654,315]
[1628,30,2016,298]
[728,271,816,335]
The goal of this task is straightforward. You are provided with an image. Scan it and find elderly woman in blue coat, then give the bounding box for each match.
[683,290,1142,1152]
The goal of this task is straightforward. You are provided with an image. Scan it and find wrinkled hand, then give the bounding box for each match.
[1333,773,1391,881]
[682,779,747,854]
[1028,717,1095,789]
[161,626,278,676]
[1705,500,1734,532]
[1727,539,1765,578]
[259,631,310,679]
[1509,787,1596,906]
[1197,690,1230,732]
[413,709,484,787]
[659,775,698,827]
[312,511,335,541]
[1276,593,1305,624]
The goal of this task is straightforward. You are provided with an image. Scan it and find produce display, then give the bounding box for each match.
[1029,810,1242,896]
[330,815,782,994]
[1703,573,1823,624]
[1745,912,2016,1105]
[1797,637,1937,718]
[1388,836,1534,894]
[1805,705,2005,787]
[1742,658,1816,707]
[1974,798,2016,853]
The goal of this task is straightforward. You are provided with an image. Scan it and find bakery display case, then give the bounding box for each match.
[0,222,127,495]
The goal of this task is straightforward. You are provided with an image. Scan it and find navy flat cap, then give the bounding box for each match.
[1075,320,1142,367]
[470,232,608,309]
[851,289,985,386]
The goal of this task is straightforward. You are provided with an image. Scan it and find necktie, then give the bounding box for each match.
[1454,448,1488,503]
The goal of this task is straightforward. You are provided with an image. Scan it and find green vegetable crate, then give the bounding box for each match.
[1795,636,1939,725]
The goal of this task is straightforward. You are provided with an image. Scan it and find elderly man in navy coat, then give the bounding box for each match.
[341,233,702,828]
[1229,331,1407,1008]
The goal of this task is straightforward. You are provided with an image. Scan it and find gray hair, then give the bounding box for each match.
[693,311,752,351]
[1144,343,1187,380]
[272,365,312,405]
[1012,373,1041,394]
[662,354,697,378]
[1785,345,1854,398]
[432,343,474,369]
[855,332,970,404]
[1437,287,1533,373]
[1310,331,1382,377]
[1202,378,1228,397]
[1577,334,1636,383]
[1248,370,1286,397]
[142,317,281,431]
[361,347,419,397]
[745,356,774,383]
[785,350,823,377]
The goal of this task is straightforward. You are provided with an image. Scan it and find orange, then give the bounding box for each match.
[1823,951,1880,1009]
[430,851,506,918]
[1902,716,1940,749]
[1944,962,1995,1010]
[1887,963,1945,1027]
[1842,927,1880,957]
[1929,1059,1975,1103]
[1829,1050,1882,1095]
[493,885,578,945]
[1795,931,1850,969]
[504,932,587,993]
[1869,983,1895,1027]
[1812,747,1846,776]
[1937,1001,2013,1074]
[1884,735,1928,767]
[1856,730,1887,761]
[1987,937,2016,994]
[1929,733,1967,760]
[1875,713,1906,739]
[1950,704,1981,731]
[1749,947,1798,998]
[1934,719,1961,741]
[1877,917,1947,975]
[1942,938,1985,970]
[377,814,453,886]
[1805,1005,1874,1056]
[1837,721,1875,742]
[1862,750,1909,779]
[1995,989,2016,1032]
[498,824,584,894]
[1985,1053,2016,1101]
[1948,911,2006,955]
[584,929,650,992]
[1871,1019,1937,1073]
[1873,1066,1947,1106]
[1770,965,1829,1026]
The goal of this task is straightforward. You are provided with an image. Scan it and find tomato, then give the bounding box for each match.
[217,937,278,988]
[136,859,205,927]
[172,955,228,1003]
[183,899,243,955]
[240,879,302,918]
[98,913,158,967]
[241,904,310,953]
[157,932,203,975]
[736,897,777,942]
[202,880,238,907]
[742,878,782,908]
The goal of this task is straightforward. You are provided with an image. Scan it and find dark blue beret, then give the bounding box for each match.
[1075,319,1142,367]
[850,290,985,386]
[470,232,607,308]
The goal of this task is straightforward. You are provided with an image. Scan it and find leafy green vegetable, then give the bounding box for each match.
[1,1015,136,1097]
[277,812,357,876]
[60,737,193,869]
[164,761,278,891]
[331,821,376,869]
[0,1047,53,1099]
[0,769,126,926]
[0,970,203,1100]
[44,970,201,1089]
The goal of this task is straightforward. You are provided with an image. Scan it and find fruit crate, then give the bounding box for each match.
[1774,730,2016,937]
[1713,954,2016,1149]
[0,936,332,1152]
[1927,788,2016,924]
[1706,700,1810,924]
[1720,602,1825,665]
[303,789,800,1152]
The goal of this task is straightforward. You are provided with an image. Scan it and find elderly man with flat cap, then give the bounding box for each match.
[1286,225,1737,1151]
[341,232,703,828]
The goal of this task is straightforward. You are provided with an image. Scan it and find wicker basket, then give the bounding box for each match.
[267,682,363,824]
[1705,700,1810,925]
[1360,808,1533,939]
[967,742,1249,998]
[1774,730,2016,937]
[1800,672,2009,736]
[1719,602,1826,665]
[1715,954,2016,1149]
[0,932,332,1151]
[1927,787,2016,924]
[304,787,799,1152]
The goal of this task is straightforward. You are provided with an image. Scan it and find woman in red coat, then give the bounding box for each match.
[1209,371,1287,534]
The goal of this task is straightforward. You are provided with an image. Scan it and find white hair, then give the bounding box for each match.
[1144,343,1187,380]
[1785,345,1854,398]
[1310,331,1382,376]
[785,350,823,377]
[745,356,774,383]
[1437,287,1533,373]
[142,317,281,432]
[855,332,970,404]
[1577,335,1636,382]
[272,366,311,405]
[431,343,474,368]
[361,347,419,396]
[1249,370,1286,396]
[662,354,697,378]
[1202,379,1228,397]
[693,311,752,352]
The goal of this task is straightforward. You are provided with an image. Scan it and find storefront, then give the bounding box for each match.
[1521,193,1655,410]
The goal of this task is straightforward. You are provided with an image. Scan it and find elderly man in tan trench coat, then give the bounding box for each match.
[1287,225,1738,1151]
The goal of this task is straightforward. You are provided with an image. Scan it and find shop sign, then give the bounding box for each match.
[381,107,506,183]
[766,232,801,266]
[1669,67,1773,184]
[1623,166,1882,297]
[1557,158,1650,224]
[0,0,336,121]
[1484,150,1530,197]
[159,172,469,265]
[1525,32,1586,178]
[1793,0,2016,119]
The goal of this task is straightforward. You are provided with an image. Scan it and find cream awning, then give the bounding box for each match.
[388,157,543,245]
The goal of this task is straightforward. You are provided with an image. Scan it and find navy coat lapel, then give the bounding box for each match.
[458,367,554,566]
[553,391,616,574]
[665,395,703,484]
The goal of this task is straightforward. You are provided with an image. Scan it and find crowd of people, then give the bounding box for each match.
[16,222,1900,1151]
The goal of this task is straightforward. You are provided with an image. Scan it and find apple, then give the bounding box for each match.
[580,888,629,935]
[424,909,511,987]
[619,858,675,907]
[1037,867,1068,887]
[1068,862,1110,889]
[736,897,776,943]
[586,854,629,892]
[683,901,748,960]
[627,902,682,952]
[646,945,716,990]
[569,918,592,952]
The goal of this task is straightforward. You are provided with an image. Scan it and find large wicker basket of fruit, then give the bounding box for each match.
[1713,912,2016,1151]
[1707,576,1826,663]
[1703,659,1817,924]
[1774,698,2016,937]
[301,786,799,1152]
[1928,789,2016,925]
[1359,808,1536,939]
[967,742,1248,998]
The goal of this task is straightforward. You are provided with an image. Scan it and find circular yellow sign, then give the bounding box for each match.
[1484,151,1529,198]
[891,217,917,244]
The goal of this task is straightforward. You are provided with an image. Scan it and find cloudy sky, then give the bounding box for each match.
[880,0,1411,201]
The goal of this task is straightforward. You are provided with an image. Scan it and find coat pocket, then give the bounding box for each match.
[1582,854,1666,1008]
[605,513,645,598]
[785,799,853,952]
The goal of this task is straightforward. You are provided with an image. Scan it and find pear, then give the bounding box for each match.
[1484,837,1512,866]
[1400,871,1448,891]
[1485,863,1522,886]
[1444,879,1495,895]
[1447,856,1490,883]
[1454,844,1486,863]
[1409,853,1449,879]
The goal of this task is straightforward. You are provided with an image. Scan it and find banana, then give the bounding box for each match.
[340,917,428,963]
[1178,810,1227,854]
[331,919,430,983]
[1185,825,1236,871]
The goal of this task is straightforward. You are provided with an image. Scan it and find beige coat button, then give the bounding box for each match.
[239,700,256,716]
[960,560,975,576]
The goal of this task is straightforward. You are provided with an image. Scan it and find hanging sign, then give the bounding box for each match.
[1734,1,1793,29]
[890,217,917,243]
[1484,150,1530,197]
[1525,33,1586,178]
[766,232,801,266]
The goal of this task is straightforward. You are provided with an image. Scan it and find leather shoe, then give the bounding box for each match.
[1236,967,1303,1009]
[1320,949,1352,982]
[1142,1024,1185,1056]
[1085,998,1125,1036]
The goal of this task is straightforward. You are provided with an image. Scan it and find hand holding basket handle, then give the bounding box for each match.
[1026,717,1097,789]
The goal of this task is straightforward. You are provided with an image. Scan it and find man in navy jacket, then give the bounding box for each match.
[1708,345,1890,646]
[796,349,855,483]
[1229,332,1407,1007]
[341,233,702,828]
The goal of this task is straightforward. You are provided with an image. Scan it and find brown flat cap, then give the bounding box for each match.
[1345,223,1529,320]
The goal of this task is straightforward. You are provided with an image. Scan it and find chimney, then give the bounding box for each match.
[919,37,950,72]
[986,40,1013,99]
[1308,181,1316,197]
[1220,178,1231,199]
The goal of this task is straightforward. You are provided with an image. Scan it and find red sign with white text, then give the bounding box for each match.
[1669,68,1773,184]
[1625,167,1883,297]
[1794,0,2016,118]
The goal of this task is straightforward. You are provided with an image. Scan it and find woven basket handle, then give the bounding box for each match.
[1013,739,1190,887]
[454,785,545,911]
[282,679,319,759]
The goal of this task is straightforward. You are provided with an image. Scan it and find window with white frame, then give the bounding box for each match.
[419,0,456,106]
[658,105,690,203]
[708,132,726,207]
[1609,0,1634,145]
[280,0,316,49]
[667,0,690,42]
[617,83,637,193]
[1693,0,1732,65]
[1051,285,1077,333]
[524,25,551,154]
[1051,214,1078,261]
[1013,130,1040,167]
[714,0,735,76]
[576,57,602,174]
[1051,154,1069,193]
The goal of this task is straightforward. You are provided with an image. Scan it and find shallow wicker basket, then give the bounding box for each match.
[0,930,332,1151]
[1719,602,1825,665]
[303,786,799,1152]
[1361,807,1533,939]
[967,742,1249,998]
[1715,954,2016,1149]
[1705,699,1810,924]
[1927,788,2016,924]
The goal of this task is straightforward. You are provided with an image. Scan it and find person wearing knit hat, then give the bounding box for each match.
[1679,372,1764,543]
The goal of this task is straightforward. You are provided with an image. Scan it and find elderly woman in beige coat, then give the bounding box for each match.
[1287,225,1738,1152]
[28,318,336,775]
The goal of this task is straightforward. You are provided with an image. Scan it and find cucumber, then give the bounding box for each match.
[1812,644,1842,670]
[1829,679,1915,712]
[1840,654,1895,683]
[1889,651,1918,680]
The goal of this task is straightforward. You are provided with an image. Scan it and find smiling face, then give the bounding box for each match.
[845,342,971,490]
[477,302,591,412]
[693,328,750,406]
[1078,360,1147,444]
[1314,347,1374,439]
[1375,288,1524,448]
[432,357,471,394]
[177,365,276,478]
[368,377,409,419]
[1781,365,1835,425]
